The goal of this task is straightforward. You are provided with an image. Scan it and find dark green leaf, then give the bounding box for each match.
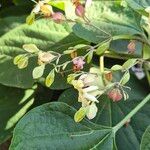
[0,84,35,144]
[10,102,115,150]
[73,1,142,44]
[141,126,150,150]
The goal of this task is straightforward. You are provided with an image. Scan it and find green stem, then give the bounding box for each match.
[113,93,150,133]
[104,51,141,60]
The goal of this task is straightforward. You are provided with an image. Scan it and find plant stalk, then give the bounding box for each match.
[113,93,150,133]
[100,56,104,73]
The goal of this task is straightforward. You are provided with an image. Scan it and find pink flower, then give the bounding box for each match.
[73,57,85,70]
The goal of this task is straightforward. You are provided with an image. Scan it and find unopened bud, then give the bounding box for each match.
[75,4,85,18]
[104,72,113,82]
[108,88,122,102]
[127,40,136,54]
[52,12,65,23]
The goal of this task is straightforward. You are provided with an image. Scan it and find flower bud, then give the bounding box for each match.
[127,40,136,54]
[73,57,85,71]
[108,88,122,102]
[52,12,65,23]
[75,4,85,18]
[104,72,113,82]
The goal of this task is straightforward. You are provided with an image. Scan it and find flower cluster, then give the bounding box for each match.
[26,0,65,25]
[72,73,103,121]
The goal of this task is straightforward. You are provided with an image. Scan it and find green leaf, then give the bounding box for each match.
[143,44,150,59]
[26,13,35,25]
[74,107,87,122]
[32,65,45,79]
[58,74,150,150]
[125,0,150,16]
[111,65,123,71]
[0,16,25,37]
[0,84,35,144]
[49,1,65,11]
[87,51,93,63]
[17,56,28,69]
[141,126,150,150]
[74,44,88,49]
[122,59,137,70]
[45,69,55,87]
[96,40,111,55]
[63,49,76,54]
[0,19,87,89]
[120,71,130,85]
[10,102,116,150]
[13,54,24,65]
[72,1,142,44]
[23,44,39,53]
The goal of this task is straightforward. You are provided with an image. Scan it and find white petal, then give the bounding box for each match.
[82,86,99,93]
[32,4,41,14]
[83,93,99,103]
[85,0,92,8]
[86,103,98,120]
[89,90,104,97]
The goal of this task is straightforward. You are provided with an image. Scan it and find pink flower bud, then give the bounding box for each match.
[108,88,122,102]
[75,4,85,18]
[127,40,136,54]
[52,12,65,23]
[73,57,85,71]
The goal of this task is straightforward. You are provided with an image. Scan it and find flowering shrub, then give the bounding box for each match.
[0,0,150,149]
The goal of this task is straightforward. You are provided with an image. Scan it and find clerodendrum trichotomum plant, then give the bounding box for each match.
[0,0,150,150]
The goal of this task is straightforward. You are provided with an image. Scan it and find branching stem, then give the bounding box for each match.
[113,93,150,133]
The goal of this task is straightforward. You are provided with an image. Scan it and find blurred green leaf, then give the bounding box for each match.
[141,125,150,150]
[49,1,65,11]
[0,16,25,36]
[143,44,150,60]
[0,84,35,144]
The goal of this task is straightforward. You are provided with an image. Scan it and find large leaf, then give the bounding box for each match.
[58,74,150,150]
[10,102,117,150]
[125,0,150,15]
[0,19,86,89]
[0,16,25,36]
[71,0,144,56]
[72,0,142,44]
[0,84,35,144]
[140,125,150,150]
